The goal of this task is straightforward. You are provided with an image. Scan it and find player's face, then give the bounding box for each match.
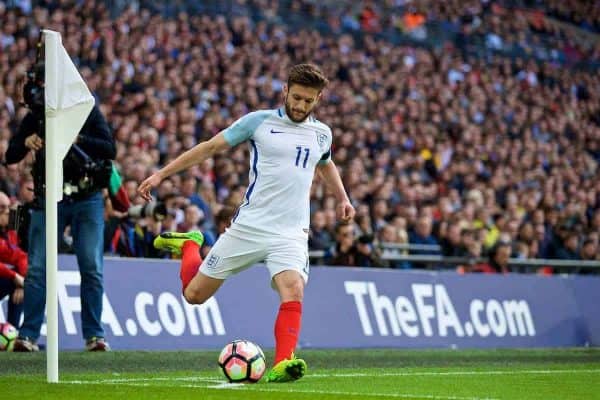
[284,84,322,123]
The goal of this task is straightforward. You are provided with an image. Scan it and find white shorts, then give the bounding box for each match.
[198,223,309,283]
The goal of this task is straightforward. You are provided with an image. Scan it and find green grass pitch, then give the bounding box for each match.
[2,348,600,399]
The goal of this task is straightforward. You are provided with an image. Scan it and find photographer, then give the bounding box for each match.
[5,64,116,351]
[0,191,28,327]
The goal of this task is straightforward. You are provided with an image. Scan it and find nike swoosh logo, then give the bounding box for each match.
[270,129,284,134]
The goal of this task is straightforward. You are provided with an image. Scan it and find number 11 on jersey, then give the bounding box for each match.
[295,146,310,168]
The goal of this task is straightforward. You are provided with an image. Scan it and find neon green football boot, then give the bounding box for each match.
[265,354,307,383]
[153,231,204,256]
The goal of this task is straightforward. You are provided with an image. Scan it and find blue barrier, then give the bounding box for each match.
[1,255,598,350]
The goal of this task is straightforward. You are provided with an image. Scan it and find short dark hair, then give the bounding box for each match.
[216,206,235,223]
[288,63,329,91]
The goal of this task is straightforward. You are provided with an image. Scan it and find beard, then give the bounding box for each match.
[285,98,311,123]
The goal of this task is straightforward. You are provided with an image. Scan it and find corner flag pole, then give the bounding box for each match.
[43,29,94,383]
[45,99,59,384]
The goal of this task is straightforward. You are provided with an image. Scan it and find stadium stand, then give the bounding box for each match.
[0,0,598,273]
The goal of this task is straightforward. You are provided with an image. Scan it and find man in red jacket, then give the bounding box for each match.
[0,191,28,327]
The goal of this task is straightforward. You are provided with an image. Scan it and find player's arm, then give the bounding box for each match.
[316,160,355,222]
[138,133,230,201]
[138,111,265,201]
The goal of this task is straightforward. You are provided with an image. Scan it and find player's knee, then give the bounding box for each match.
[280,279,304,302]
[183,286,209,305]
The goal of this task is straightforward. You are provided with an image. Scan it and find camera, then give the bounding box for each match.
[62,144,112,197]
[23,63,45,114]
[23,33,45,115]
[127,202,167,222]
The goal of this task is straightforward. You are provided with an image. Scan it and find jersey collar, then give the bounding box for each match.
[278,106,314,124]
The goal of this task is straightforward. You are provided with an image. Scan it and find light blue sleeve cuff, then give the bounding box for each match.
[223,111,271,146]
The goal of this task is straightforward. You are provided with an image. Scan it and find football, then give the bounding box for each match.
[0,322,18,351]
[217,339,267,383]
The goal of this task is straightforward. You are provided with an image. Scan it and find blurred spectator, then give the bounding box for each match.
[0,191,27,327]
[180,175,213,231]
[401,6,427,40]
[533,222,552,258]
[177,204,214,257]
[177,204,204,233]
[329,221,360,267]
[360,4,380,33]
[355,233,386,268]
[406,215,440,268]
[466,240,513,274]
[308,210,334,254]
[378,223,409,269]
[132,216,165,258]
[408,215,441,268]
[555,231,581,260]
[355,213,375,238]
[580,237,599,261]
[514,241,530,259]
[439,221,465,257]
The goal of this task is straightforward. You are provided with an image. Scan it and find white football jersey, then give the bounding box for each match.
[223,107,332,238]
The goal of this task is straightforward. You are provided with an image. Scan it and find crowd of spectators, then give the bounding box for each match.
[0,0,599,273]
[244,0,600,68]
[532,0,600,34]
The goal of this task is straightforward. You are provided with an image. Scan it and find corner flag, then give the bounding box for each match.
[44,29,95,198]
[43,29,94,383]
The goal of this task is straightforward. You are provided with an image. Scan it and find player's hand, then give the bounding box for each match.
[12,288,24,304]
[25,134,43,151]
[137,173,162,202]
[337,200,355,222]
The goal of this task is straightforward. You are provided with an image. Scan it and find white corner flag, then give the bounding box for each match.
[43,29,95,383]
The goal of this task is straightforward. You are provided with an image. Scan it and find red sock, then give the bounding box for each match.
[274,301,302,364]
[180,241,202,291]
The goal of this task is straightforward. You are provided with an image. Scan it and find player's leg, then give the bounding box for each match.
[155,229,221,304]
[183,271,224,305]
[155,226,265,304]
[265,241,309,382]
[272,270,305,363]
[153,230,205,293]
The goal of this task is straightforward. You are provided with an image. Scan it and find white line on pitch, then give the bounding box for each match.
[63,378,497,400]
[63,368,600,385]
[206,382,245,389]
[65,376,221,384]
[217,386,498,400]
[308,369,600,378]
[62,369,600,400]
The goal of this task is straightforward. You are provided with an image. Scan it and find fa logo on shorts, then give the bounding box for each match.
[206,254,220,270]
